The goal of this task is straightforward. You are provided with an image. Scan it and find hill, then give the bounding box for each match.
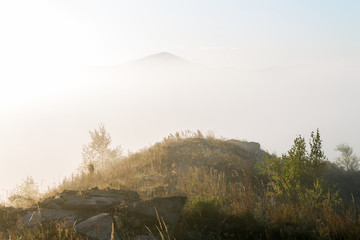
[2,130,360,239]
[52,132,267,200]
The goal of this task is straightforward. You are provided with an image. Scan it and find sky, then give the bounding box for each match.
[0,1,359,199]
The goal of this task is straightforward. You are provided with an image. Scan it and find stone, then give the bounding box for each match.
[19,188,186,240]
[22,210,44,226]
[75,213,119,240]
[22,209,85,226]
[131,196,187,227]
[112,196,187,239]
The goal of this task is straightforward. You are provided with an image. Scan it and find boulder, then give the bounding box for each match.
[131,196,187,226]
[75,213,118,240]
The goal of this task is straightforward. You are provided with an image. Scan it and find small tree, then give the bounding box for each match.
[335,144,359,172]
[309,129,326,168]
[81,124,122,173]
[307,128,326,182]
[259,129,326,202]
[8,176,40,208]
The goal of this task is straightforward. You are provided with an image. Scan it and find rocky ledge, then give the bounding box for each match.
[20,187,187,240]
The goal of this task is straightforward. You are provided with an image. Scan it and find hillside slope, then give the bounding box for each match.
[3,132,360,239]
[51,133,267,200]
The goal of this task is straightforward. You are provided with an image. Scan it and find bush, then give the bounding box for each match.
[8,176,40,208]
[182,195,224,228]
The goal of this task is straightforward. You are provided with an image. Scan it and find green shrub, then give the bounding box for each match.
[183,195,224,228]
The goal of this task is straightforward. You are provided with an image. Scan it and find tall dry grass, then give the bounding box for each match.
[5,131,360,239]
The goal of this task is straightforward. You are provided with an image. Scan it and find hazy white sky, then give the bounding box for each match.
[1,1,359,67]
[0,1,359,198]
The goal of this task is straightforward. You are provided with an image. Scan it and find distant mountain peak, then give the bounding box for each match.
[119,52,195,69]
[149,52,177,57]
[141,52,189,63]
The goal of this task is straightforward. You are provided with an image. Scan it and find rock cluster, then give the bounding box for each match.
[20,187,186,240]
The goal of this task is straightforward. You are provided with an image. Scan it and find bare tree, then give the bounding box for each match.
[335,144,359,172]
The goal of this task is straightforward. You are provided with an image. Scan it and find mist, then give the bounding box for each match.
[1,1,360,204]
[1,52,359,199]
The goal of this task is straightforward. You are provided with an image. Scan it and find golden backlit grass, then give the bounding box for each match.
[3,131,360,239]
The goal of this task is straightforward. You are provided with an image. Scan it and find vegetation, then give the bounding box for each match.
[258,129,326,203]
[81,123,123,173]
[8,176,40,208]
[335,143,360,172]
[2,127,360,239]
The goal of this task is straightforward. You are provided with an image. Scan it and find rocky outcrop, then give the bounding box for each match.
[20,188,186,240]
[22,188,140,227]
[226,139,261,154]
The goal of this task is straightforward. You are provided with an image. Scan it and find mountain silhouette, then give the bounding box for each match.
[140,52,189,63]
[124,52,192,68]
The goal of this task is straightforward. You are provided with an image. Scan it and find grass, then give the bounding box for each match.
[3,130,360,239]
